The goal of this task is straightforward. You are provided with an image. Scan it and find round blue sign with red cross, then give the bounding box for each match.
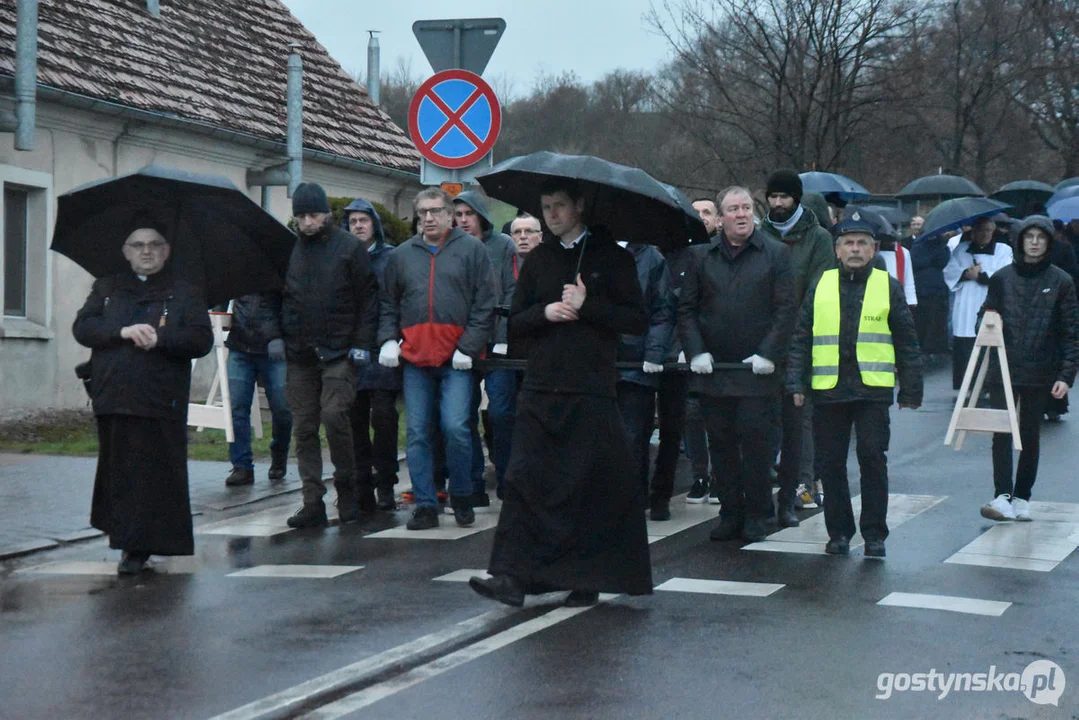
[408,69,502,169]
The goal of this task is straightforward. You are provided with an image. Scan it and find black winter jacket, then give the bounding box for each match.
[910,235,951,298]
[617,243,675,389]
[73,270,214,419]
[225,292,283,354]
[787,265,923,405]
[281,222,379,363]
[983,259,1079,388]
[678,230,796,397]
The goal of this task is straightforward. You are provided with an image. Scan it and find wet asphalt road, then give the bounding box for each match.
[1,364,1077,720]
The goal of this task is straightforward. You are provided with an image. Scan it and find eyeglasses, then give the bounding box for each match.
[125,241,168,251]
[511,228,541,236]
[416,207,448,218]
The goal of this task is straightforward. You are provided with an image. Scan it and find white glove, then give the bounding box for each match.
[492,343,508,356]
[742,354,775,375]
[643,361,664,374]
[690,353,713,374]
[678,351,686,364]
[452,349,473,370]
[379,340,401,368]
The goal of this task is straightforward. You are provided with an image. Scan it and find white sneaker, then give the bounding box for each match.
[1011,497,1032,522]
[981,494,1016,521]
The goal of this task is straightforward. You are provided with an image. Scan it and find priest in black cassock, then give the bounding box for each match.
[73,224,213,575]
[470,178,652,608]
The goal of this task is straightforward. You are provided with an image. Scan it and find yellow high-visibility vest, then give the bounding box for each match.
[811,268,895,390]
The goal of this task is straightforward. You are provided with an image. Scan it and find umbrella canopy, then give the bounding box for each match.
[895,174,985,201]
[919,197,1011,239]
[1048,197,1079,223]
[1046,185,1079,208]
[473,151,709,251]
[858,204,911,227]
[51,165,296,307]
[798,171,871,202]
[845,205,898,238]
[1055,178,1079,191]
[990,180,1055,216]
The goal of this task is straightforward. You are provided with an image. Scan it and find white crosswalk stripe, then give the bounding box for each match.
[877,592,1011,617]
[944,501,1079,572]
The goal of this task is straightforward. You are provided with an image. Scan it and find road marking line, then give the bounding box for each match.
[296,598,617,719]
[655,578,784,597]
[432,569,490,582]
[227,565,363,579]
[207,606,521,720]
[744,494,946,555]
[877,592,1011,617]
[365,509,501,540]
[15,560,196,576]
[646,497,718,537]
[943,518,1079,572]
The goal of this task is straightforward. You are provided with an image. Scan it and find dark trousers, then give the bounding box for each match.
[683,395,710,478]
[617,382,657,495]
[651,371,688,503]
[350,389,400,493]
[913,295,950,355]
[699,394,778,520]
[952,336,976,390]
[813,401,890,542]
[777,393,805,509]
[991,385,1050,501]
[286,358,357,504]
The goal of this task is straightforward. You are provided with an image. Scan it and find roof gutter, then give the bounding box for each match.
[0,79,421,182]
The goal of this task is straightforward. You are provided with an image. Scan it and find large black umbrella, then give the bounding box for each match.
[858,204,911,227]
[845,205,898,238]
[798,171,871,202]
[895,174,985,201]
[51,165,296,307]
[919,197,1011,239]
[474,151,710,252]
[990,180,1055,216]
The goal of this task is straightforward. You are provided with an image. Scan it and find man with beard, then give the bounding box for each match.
[281,183,380,528]
[979,216,1079,521]
[760,169,834,527]
[470,178,651,608]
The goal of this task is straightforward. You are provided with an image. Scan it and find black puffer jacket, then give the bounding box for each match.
[282,221,379,363]
[787,265,922,405]
[983,220,1079,388]
[73,270,214,419]
[225,292,283,354]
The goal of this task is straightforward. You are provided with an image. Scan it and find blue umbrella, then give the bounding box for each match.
[920,197,1011,239]
[1055,178,1079,191]
[798,171,871,201]
[1046,185,1079,208]
[896,174,985,201]
[1048,197,1079,223]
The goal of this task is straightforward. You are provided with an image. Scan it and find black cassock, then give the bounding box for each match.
[489,227,652,595]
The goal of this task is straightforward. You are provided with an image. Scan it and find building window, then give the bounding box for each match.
[4,186,28,317]
[0,165,52,339]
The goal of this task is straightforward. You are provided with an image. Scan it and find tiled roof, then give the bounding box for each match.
[0,0,420,173]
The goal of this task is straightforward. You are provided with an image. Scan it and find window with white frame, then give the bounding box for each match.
[0,165,52,339]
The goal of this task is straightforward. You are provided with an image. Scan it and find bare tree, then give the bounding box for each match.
[1020,0,1079,177]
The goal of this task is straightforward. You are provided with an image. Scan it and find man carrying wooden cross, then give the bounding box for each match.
[978,215,1079,522]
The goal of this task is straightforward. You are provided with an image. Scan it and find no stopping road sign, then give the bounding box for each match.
[408,69,502,169]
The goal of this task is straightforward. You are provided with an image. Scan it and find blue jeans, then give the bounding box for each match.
[469,367,518,495]
[227,350,292,470]
[403,363,473,508]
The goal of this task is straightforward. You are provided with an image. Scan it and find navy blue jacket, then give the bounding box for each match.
[618,243,675,388]
[910,234,951,298]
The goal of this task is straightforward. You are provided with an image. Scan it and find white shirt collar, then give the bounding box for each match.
[560,227,588,249]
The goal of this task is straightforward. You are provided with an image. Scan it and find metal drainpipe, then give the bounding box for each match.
[367,31,380,106]
[12,0,38,150]
[261,185,271,211]
[286,43,303,198]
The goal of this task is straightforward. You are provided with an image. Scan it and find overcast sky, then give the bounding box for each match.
[280,0,672,93]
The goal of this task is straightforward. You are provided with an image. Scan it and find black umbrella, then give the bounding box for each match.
[51,165,296,307]
[919,197,1011,239]
[858,204,911,227]
[798,171,871,201]
[990,180,1055,216]
[845,205,898,238]
[895,174,985,201]
[474,151,710,253]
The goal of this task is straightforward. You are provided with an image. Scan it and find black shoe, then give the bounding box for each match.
[406,506,439,531]
[564,590,599,607]
[776,503,800,528]
[469,574,525,607]
[742,517,768,542]
[470,491,491,508]
[117,551,150,575]
[225,467,254,487]
[825,536,850,555]
[268,454,287,481]
[864,540,886,558]
[287,501,328,529]
[686,476,709,503]
[336,483,359,523]
[451,495,475,527]
[376,485,396,512]
[649,500,671,521]
[710,516,744,541]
